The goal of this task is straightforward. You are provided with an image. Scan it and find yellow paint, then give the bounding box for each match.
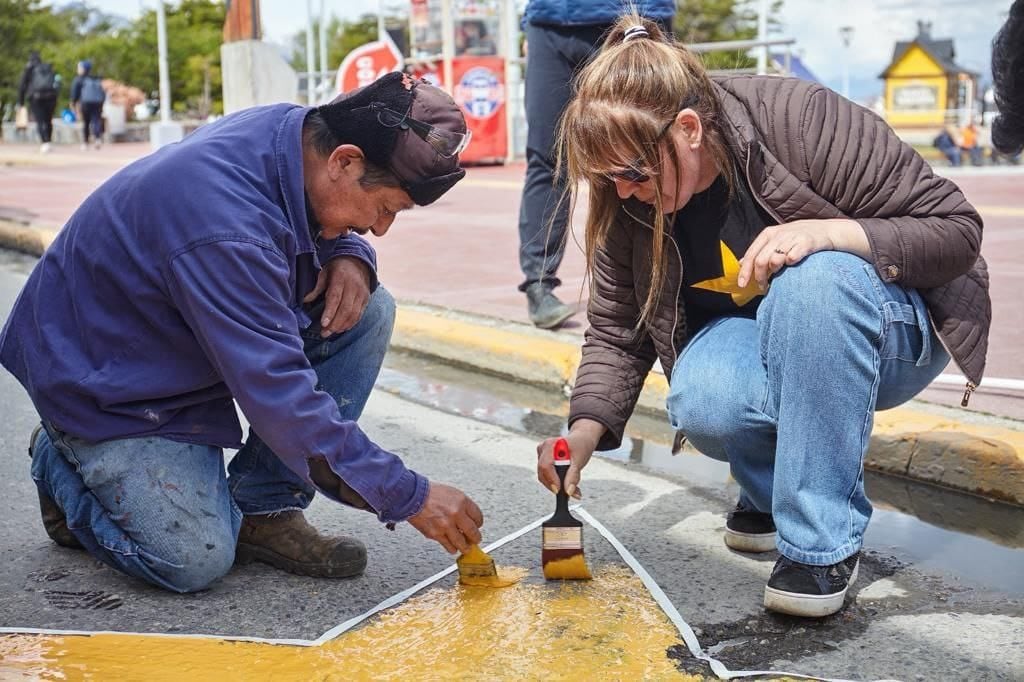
[976,205,1024,218]
[0,567,701,681]
[542,554,593,580]
[691,241,762,307]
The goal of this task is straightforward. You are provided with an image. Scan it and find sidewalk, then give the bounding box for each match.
[1,142,1022,505]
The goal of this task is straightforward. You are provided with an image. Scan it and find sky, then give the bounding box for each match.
[90,0,1011,101]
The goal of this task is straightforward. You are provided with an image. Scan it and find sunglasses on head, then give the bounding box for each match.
[608,93,700,185]
[353,101,472,158]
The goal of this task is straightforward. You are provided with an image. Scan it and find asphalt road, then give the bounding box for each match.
[0,251,1022,680]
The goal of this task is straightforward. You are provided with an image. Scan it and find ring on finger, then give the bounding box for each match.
[773,247,788,255]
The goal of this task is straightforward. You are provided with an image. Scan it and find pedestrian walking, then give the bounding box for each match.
[535,14,989,618]
[2,73,483,593]
[959,121,984,166]
[17,51,59,153]
[991,0,1023,156]
[516,0,675,329]
[70,60,106,150]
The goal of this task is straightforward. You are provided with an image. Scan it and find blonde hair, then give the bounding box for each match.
[555,12,734,329]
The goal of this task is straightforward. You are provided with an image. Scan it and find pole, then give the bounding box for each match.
[377,0,385,42]
[305,0,316,105]
[319,0,328,99]
[839,26,854,101]
[156,0,171,122]
[441,0,454,92]
[756,0,768,75]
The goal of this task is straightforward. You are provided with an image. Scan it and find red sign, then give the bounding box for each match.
[451,55,507,163]
[335,35,404,94]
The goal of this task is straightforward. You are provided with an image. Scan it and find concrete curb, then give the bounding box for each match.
[393,305,1024,507]
[3,224,1021,505]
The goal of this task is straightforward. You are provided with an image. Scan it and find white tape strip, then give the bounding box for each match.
[576,507,866,682]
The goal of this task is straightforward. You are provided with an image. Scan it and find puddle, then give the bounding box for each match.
[379,354,1024,596]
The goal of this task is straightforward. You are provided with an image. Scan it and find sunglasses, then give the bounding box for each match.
[608,94,700,185]
[355,101,472,158]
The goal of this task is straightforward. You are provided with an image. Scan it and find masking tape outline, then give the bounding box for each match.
[1,507,882,682]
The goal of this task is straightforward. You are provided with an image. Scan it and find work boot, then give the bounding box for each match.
[27,424,84,550]
[525,282,573,329]
[235,510,367,578]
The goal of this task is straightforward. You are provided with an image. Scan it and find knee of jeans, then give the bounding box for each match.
[144,527,236,593]
[765,252,866,312]
[364,285,396,336]
[667,381,745,449]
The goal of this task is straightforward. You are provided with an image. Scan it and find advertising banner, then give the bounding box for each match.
[451,55,506,162]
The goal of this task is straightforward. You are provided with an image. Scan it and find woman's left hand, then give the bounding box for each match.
[738,219,870,290]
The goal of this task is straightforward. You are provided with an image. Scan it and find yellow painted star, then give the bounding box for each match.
[691,240,763,306]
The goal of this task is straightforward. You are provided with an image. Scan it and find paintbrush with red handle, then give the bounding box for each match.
[541,437,592,580]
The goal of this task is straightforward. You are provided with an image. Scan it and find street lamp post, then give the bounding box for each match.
[756,0,769,75]
[839,26,854,101]
[150,1,183,149]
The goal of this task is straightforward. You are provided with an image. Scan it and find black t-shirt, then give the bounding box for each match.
[672,172,776,332]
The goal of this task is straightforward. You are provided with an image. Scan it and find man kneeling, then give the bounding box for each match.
[1,73,482,592]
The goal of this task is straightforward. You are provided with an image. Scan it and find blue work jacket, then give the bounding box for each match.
[0,104,428,524]
[523,0,675,27]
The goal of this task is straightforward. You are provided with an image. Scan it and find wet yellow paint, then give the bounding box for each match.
[0,567,700,681]
[542,553,593,580]
[458,567,523,588]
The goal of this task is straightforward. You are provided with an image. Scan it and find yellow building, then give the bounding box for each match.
[880,21,978,129]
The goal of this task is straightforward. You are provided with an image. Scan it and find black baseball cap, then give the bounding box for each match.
[317,72,468,206]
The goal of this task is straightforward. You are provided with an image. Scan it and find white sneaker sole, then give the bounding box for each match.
[763,560,859,618]
[724,528,776,553]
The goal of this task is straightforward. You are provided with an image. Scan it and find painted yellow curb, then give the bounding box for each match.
[0,220,58,257]
[393,305,1024,505]
[393,306,581,389]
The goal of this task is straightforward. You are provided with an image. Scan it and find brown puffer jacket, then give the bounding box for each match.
[569,75,990,451]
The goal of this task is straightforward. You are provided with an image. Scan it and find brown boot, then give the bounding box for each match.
[28,424,83,550]
[235,510,367,578]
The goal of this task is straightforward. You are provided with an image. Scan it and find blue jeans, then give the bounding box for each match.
[666,253,949,565]
[29,287,396,592]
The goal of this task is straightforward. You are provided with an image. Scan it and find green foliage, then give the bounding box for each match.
[674,0,783,72]
[1,0,225,119]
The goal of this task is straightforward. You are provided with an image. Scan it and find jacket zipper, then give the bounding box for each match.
[622,204,686,362]
[744,145,978,407]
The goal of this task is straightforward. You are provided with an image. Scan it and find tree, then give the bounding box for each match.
[674,0,783,72]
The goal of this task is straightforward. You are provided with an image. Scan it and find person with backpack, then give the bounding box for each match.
[71,60,106,150]
[17,51,59,153]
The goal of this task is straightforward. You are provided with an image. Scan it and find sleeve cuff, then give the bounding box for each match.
[378,470,429,524]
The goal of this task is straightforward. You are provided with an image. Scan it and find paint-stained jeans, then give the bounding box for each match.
[29,287,396,592]
[666,252,949,566]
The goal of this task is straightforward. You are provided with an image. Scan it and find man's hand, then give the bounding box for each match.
[303,257,371,337]
[536,419,605,500]
[407,482,484,554]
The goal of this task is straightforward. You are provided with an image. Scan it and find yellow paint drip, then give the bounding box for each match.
[0,567,701,680]
[542,554,593,580]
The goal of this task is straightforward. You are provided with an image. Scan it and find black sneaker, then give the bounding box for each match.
[525,282,574,330]
[724,504,776,553]
[763,553,860,617]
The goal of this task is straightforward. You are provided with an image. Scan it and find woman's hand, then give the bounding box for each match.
[738,219,870,290]
[536,420,606,500]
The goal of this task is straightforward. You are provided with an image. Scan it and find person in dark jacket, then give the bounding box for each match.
[535,15,988,618]
[515,0,675,329]
[991,0,1023,157]
[17,51,59,153]
[1,73,481,593]
[70,60,106,150]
